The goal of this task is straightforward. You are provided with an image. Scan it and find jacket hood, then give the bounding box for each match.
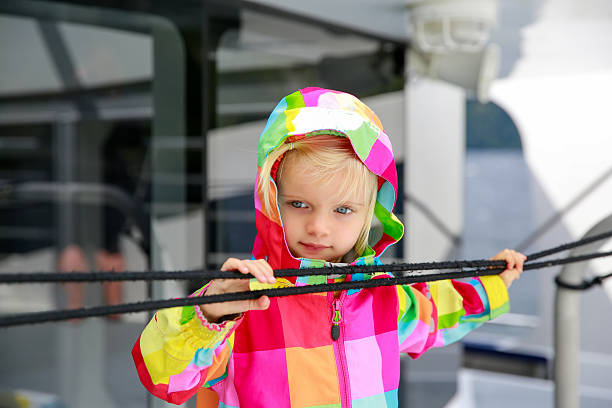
[252,87,404,273]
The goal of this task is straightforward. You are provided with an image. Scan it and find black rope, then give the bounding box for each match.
[0,266,508,327]
[2,251,612,328]
[1,250,612,284]
[555,272,612,291]
[2,229,612,284]
[1,231,612,327]
[0,225,612,283]
[0,259,508,283]
[524,250,612,270]
[524,229,612,261]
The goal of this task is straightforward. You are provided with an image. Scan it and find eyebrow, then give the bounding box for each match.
[337,201,365,208]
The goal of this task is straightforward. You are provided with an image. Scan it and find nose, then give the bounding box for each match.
[305,211,330,237]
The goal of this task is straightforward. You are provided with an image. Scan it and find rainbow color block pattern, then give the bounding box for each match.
[132,88,510,407]
[253,87,403,269]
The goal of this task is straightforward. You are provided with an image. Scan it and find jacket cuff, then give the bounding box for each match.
[478,275,510,319]
[180,284,243,348]
[194,303,240,332]
[176,309,239,351]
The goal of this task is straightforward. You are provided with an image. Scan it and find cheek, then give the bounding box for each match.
[354,213,369,237]
[352,220,365,240]
[339,215,366,241]
[280,212,298,238]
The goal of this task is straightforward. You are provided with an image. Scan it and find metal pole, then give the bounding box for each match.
[149,13,186,408]
[554,213,612,408]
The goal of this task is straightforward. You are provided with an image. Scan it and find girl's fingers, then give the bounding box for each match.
[213,295,269,319]
[201,258,274,321]
[504,249,517,271]
[220,257,242,272]
[492,249,526,289]
[249,295,270,311]
[245,261,267,284]
[238,259,275,284]
[508,251,526,274]
[220,258,275,284]
[517,253,527,272]
[492,249,527,272]
[257,259,276,284]
[231,259,250,275]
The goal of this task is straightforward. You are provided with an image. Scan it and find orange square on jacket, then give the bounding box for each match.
[285,345,341,407]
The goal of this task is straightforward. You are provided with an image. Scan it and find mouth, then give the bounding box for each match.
[299,242,330,252]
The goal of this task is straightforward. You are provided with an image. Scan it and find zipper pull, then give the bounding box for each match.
[331,299,342,341]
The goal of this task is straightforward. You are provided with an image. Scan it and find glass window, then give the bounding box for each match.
[0,2,188,407]
[207,8,405,270]
[0,2,405,408]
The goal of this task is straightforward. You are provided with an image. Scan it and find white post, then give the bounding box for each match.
[554,214,612,408]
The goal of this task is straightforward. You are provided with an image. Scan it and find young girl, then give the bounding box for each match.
[132,87,525,407]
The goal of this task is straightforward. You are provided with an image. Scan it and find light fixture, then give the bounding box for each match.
[407,0,498,54]
[406,0,500,102]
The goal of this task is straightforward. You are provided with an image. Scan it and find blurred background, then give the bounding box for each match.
[1,0,611,407]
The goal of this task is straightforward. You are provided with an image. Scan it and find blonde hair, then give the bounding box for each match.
[258,135,378,258]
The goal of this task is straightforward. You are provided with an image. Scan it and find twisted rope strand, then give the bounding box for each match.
[0,266,505,327]
[2,250,612,327]
[2,229,611,284]
[555,272,612,291]
[525,229,612,261]
[2,226,611,284]
[0,259,507,284]
[1,250,612,284]
[1,231,612,327]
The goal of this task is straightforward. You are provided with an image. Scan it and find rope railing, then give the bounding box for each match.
[1,230,612,327]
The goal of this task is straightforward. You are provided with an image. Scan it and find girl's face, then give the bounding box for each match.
[278,156,370,262]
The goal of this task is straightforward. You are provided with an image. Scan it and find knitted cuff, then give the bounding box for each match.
[194,304,235,332]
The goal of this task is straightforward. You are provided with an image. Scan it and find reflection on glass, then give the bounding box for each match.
[0,2,404,408]
[207,9,404,271]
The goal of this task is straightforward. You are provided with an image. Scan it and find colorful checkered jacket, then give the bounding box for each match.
[132,87,510,407]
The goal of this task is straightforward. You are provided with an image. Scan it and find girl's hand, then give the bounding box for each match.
[198,258,275,323]
[491,249,527,289]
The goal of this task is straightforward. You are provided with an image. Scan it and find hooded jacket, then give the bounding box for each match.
[132,87,510,407]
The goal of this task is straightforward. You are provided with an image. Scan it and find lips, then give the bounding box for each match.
[299,242,330,252]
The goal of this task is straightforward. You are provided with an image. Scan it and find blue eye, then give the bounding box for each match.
[336,206,352,215]
[290,201,306,208]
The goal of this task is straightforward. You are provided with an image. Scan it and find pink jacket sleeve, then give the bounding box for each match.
[396,275,510,358]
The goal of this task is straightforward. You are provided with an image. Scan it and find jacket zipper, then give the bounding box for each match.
[330,291,351,407]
